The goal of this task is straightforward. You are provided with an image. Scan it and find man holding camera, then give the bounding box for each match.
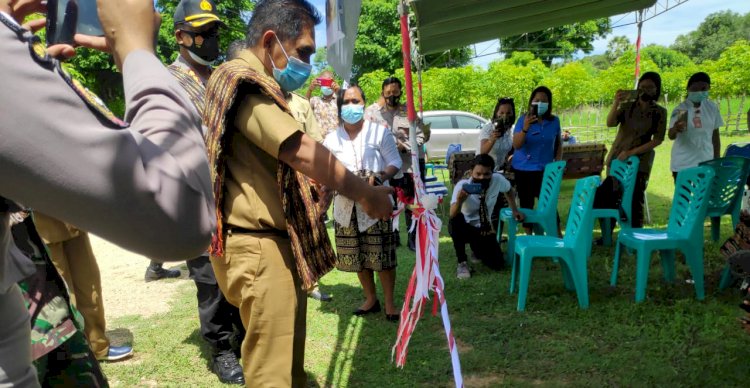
[307,69,340,139]
[449,154,524,279]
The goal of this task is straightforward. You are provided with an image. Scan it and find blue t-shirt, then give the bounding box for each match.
[511,114,561,172]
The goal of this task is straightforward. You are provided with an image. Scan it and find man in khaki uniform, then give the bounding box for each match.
[34,214,133,362]
[204,1,393,386]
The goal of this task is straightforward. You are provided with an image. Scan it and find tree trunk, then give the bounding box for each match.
[736,95,746,133]
[726,97,732,132]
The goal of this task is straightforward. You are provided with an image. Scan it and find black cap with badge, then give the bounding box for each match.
[174,0,225,28]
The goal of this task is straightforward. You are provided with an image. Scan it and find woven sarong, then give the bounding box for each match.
[202,60,335,289]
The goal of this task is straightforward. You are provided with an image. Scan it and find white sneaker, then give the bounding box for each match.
[468,252,481,265]
[456,262,471,279]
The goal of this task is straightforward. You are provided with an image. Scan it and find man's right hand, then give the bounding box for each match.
[308,78,321,91]
[359,186,394,221]
[456,189,469,203]
[97,0,160,70]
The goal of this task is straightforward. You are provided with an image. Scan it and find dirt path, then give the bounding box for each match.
[89,234,190,321]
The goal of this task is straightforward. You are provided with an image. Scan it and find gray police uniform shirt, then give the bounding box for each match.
[0,14,213,386]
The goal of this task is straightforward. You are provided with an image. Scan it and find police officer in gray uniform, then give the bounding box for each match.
[0,0,214,385]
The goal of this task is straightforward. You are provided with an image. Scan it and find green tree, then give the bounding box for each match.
[671,10,750,63]
[68,0,253,116]
[605,35,631,64]
[597,50,660,104]
[499,18,611,67]
[353,0,472,78]
[705,39,750,100]
[542,62,597,110]
[641,44,693,70]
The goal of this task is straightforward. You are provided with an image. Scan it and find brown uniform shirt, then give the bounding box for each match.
[606,101,667,173]
[224,50,303,232]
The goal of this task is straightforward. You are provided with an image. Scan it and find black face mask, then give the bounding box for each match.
[385,94,401,107]
[181,29,220,63]
[639,91,658,102]
[475,178,491,190]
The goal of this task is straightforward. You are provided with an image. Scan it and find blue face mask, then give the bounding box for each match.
[688,91,708,104]
[341,104,364,124]
[321,86,334,96]
[535,102,549,116]
[269,34,312,92]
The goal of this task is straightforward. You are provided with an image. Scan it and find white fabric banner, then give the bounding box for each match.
[326,0,362,82]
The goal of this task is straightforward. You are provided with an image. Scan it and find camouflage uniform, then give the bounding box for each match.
[13,211,107,387]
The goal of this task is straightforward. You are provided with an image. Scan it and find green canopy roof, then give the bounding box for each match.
[410,0,657,54]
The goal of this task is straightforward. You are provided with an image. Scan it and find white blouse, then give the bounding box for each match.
[323,118,403,175]
[323,118,401,231]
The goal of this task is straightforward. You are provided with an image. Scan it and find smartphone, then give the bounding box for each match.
[47,0,104,46]
[623,89,639,102]
[317,78,333,87]
[676,109,688,126]
[463,183,482,195]
[529,104,538,118]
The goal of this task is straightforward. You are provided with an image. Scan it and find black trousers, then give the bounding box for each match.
[186,256,245,354]
[513,169,561,232]
[631,170,650,228]
[449,214,504,270]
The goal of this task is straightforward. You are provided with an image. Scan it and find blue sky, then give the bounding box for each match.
[308,0,750,68]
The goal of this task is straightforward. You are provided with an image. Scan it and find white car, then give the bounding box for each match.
[421,110,489,161]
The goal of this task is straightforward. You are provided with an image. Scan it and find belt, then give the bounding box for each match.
[226,226,289,237]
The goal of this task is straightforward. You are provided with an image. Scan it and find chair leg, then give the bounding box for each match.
[611,239,622,286]
[574,259,590,309]
[506,218,518,264]
[718,266,733,290]
[685,248,705,301]
[659,250,676,283]
[710,217,721,242]
[635,248,652,303]
[601,218,613,247]
[509,252,518,294]
[561,263,575,291]
[516,255,534,311]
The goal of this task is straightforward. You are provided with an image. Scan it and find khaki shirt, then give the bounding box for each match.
[606,102,667,173]
[288,92,323,142]
[224,50,303,231]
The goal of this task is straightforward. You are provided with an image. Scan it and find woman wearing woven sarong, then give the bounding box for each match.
[323,85,403,321]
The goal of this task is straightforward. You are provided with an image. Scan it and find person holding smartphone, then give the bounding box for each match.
[479,97,516,171]
[1,0,214,386]
[307,69,341,138]
[450,154,524,279]
[605,72,667,228]
[511,86,562,235]
[668,72,723,182]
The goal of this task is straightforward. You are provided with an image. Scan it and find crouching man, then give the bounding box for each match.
[449,154,524,279]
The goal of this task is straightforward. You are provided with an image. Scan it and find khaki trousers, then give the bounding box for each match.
[211,233,307,388]
[45,232,109,359]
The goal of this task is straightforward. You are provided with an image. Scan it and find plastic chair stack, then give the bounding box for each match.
[610,166,716,303]
[510,176,600,311]
[498,161,567,265]
[591,156,640,246]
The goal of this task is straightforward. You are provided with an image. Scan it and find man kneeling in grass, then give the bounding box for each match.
[449,154,524,279]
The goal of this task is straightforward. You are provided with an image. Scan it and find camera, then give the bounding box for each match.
[529,103,538,118]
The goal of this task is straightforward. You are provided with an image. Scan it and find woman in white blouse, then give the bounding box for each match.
[323,85,402,321]
[479,97,516,171]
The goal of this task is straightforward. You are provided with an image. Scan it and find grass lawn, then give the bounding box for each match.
[102,135,750,387]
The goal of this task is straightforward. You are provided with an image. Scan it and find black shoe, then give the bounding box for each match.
[353,300,381,316]
[212,351,245,385]
[385,312,399,322]
[144,265,181,282]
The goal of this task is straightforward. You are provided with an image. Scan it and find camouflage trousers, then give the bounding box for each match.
[34,330,107,387]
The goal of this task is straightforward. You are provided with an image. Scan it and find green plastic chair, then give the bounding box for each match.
[498,161,567,265]
[610,166,716,303]
[699,156,750,242]
[592,156,640,247]
[510,176,600,311]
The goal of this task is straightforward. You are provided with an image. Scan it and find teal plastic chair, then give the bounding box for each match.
[510,176,600,311]
[498,161,567,264]
[591,156,640,246]
[610,166,716,303]
[699,156,750,242]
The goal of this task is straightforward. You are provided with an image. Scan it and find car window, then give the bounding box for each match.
[423,115,453,129]
[455,115,483,129]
